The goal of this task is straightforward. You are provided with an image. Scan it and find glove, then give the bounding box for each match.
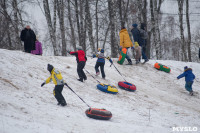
[92,54,96,58]
[67,50,71,54]
[41,82,45,87]
[131,47,134,49]
[119,46,122,51]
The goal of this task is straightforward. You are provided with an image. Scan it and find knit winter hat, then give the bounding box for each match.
[98,48,102,52]
[132,23,138,28]
[184,66,188,70]
[47,64,54,73]
[76,46,82,50]
[100,49,104,53]
[134,42,139,48]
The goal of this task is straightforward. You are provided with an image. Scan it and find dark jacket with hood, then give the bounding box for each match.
[131,27,141,46]
[20,28,36,51]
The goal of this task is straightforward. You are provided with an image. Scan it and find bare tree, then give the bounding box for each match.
[118,0,130,28]
[74,0,81,46]
[67,0,76,50]
[43,0,58,55]
[150,0,163,59]
[56,0,66,56]
[177,0,187,61]
[186,0,192,62]
[95,0,99,49]
[108,0,118,57]
[85,0,95,52]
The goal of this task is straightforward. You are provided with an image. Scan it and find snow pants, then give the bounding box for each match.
[77,61,87,80]
[95,62,105,78]
[185,81,193,92]
[53,85,66,104]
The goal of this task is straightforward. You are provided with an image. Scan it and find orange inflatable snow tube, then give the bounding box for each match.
[85,108,112,120]
[154,63,160,69]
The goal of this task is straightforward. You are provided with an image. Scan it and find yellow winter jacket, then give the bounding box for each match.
[45,68,64,85]
[119,29,133,48]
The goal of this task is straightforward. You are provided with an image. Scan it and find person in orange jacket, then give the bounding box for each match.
[119,27,134,65]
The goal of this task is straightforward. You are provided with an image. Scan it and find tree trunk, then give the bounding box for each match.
[108,0,118,57]
[85,0,95,53]
[75,0,81,46]
[95,0,99,49]
[56,0,66,56]
[67,0,76,51]
[186,0,192,62]
[137,0,142,24]
[178,0,187,61]
[143,0,150,58]
[150,0,158,59]
[12,0,22,50]
[80,0,86,52]
[43,0,58,55]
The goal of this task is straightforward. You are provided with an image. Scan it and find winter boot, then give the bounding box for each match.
[84,77,87,81]
[190,91,194,96]
[77,78,83,82]
[96,72,100,76]
[61,102,67,106]
[136,60,140,64]
[143,59,149,64]
[127,59,132,65]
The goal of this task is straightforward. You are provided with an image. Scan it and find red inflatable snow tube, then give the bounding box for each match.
[85,108,112,120]
[118,81,136,92]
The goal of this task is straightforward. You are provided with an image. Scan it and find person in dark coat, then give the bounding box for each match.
[20,25,36,53]
[68,46,87,82]
[177,66,196,96]
[131,23,148,63]
[140,23,149,63]
[131,24,140,43]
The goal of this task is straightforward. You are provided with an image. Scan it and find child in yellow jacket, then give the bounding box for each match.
[134,42,142,64]
[41,64,67,106]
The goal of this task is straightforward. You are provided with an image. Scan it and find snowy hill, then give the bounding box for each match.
[0,49,200,133]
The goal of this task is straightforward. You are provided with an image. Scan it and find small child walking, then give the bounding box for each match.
[93,48,113,79]
[134,42,141,64]
[41,64,67,106]
[177,66,196,96]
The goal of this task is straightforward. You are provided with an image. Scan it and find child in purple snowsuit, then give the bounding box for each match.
[31,40,43,55]
[177,66,195,96]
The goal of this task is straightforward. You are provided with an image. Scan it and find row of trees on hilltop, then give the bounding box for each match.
[0,0,199,62]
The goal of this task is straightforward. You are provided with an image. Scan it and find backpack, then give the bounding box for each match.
[139,29,148,39]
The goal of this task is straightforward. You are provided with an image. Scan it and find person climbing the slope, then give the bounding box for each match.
[177,66,196,96]
[68,46,87,82]
[93,48,113,79]
[41,64,67,106]
[119,27,133,65]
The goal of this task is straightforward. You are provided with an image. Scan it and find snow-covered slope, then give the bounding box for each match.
[0,49,200,133]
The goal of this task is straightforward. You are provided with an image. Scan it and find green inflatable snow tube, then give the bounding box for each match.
[154,63,171,73]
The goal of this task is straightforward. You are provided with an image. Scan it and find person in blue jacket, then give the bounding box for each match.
[93,48,113,79]
[177,66,195,96]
